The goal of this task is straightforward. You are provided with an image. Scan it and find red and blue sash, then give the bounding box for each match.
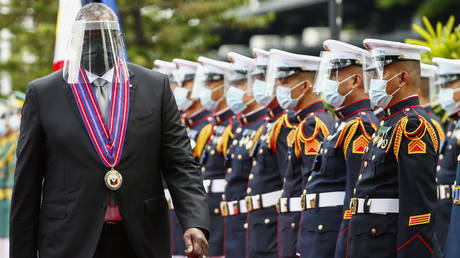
[69,60,130,168]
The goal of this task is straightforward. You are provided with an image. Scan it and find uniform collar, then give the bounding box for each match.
[210,108,234,125]
[267,105,284,121]
[294,101,326,122]
[384,95,419,117]
[335,98,371,120]
[184,108,212,127]
[238,107,267,127]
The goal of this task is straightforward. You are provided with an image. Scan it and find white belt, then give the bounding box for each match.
[302,191,345,210]
[245,190,282,212]
[220,199,247,216]
[164,189,174,210]
[203,179,226,193]
[277,197,302,213]
[350,198,399,215]
[437,184,454,200]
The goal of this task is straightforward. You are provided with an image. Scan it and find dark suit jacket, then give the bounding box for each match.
[9,63,210,258]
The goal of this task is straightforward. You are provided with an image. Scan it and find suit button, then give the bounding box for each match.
[318,224,323,231]
[264,218,270,224]
[201,167,206,173]
[244,223,248,229]
[214,208,220,215]
[247,188,252,194]
[371,228,377,235]
[238,154,242,160]
[221,194,226,200]
[227,168,232,173]
[291,223,296,229]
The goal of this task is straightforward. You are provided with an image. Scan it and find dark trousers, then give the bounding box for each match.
[93,223,137,258]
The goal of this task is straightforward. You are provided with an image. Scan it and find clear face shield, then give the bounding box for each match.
[224,65,256,113]
[63,20,127,84]
[172,69,196,111]
[437,73,460,112]
[196,66,226,112]
[429,70,440,105]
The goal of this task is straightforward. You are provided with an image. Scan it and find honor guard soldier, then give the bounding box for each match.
[348,39,441,258]
[296,40,379,258]
[0,94,21,257]
[169,58,211,258]
[194,56,233,258]
[154,59,178,92]
[433,58,460,256]
[244,48,284,258]
[420,63,444,134]
[219,52,267,258]
[264,49,327,258]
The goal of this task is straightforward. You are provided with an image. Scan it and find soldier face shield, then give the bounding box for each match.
[196,66,225,112]
[172,70,196,111]
[63,20,127,84]
[225,68,255,113]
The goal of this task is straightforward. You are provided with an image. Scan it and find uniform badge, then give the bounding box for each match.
[408,139,426,154]
[352,135,369,154]
[304,139,321,155]
[408,213,431,226]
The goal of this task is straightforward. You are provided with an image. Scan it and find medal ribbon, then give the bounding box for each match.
[69,59,130,168]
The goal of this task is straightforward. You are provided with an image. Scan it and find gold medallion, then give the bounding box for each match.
[105,169,123,190]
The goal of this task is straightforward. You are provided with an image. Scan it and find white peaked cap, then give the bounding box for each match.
[432,57,460,75]
[173,58,199,74]
[198,56,232,74]
[269,49,321,71]
[323,39,370,62]
[252,48,270,67]
[420,63,438,78]
[227,52,256,71]
[363,38,430,60]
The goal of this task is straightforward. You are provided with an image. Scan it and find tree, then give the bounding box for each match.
[0,0,274,92]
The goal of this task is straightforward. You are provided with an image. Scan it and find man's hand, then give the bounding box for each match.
[183,227,208,258]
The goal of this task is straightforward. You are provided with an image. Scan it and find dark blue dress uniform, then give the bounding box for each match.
[220,108,267,258]
[270,110,300,258]
[194,108,234,257]
[171,108,212,256]
[245,105,284,258]
[297,99,377,258]
[348,96,442,258]
[424,106,445,135]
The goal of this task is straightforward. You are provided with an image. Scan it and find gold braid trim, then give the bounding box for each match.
[425,118,439,153]
[247,125,264,153]
[193,124,214,158]
[294,117,330,158]
[430,119,445,142]
[268,114,286,153]
[217,124,234,158]
[335,119,358,149]
[343,121,359,160]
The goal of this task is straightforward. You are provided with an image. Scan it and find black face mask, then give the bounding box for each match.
[81,38,116,76]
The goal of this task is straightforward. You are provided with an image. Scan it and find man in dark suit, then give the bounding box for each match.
[9,3,209,258]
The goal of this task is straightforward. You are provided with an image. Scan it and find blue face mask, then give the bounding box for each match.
[322,75,355,108]
[439,88,458,112]
[253,79,273,106]
[226,86,249,114]
[173,87,193,111]
[275,81,304,110]
[369,72,401,108]
[199,85,223,112]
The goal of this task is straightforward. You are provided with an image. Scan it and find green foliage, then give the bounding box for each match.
[0,0,273,92]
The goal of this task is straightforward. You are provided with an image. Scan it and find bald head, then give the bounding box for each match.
[76,3,118,22]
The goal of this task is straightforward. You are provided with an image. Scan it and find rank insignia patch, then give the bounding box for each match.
[408,213,431,226]
[408,139,426,154]
[304,139,321,155]
[352,135,369,154]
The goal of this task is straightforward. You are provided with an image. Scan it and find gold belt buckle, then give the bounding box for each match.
[220,201,229,216]
[350,198,358,215]
[255,194,262,209]
[300,193,306,210]
[232,201,240,215]
[276,198,281,214]
[309,195,316,209]
[245,196,253,212]
[445,185,451,199]
[281,197,288,213]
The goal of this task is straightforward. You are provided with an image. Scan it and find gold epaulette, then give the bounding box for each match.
[335,117,373,160]
[430,119,445,141]
[386,116,439,161]
[217,124,234,158]
[268,114,286,153]
[193,124,214,158]
[294,117,329,158]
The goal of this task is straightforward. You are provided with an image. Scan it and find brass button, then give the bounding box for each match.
[244,223,248,229]
[201,167,206,173]
[308,175,312,182]
[318,224,323,231]
[264,218,270,224]
[405,108,410,112]
[439,154,444,160]
[211,150,216,155]
[227,168,232,173]
[247,188,252,194]
[327,135,332,141]
[371,228,377,235]
[233,140,238,146]
[283,178,286,183]
[214,208,220,215]
[449,145,453,150]
[259,149,264,154]
[238,154,242,160]
[207,146,211,151]
[448,131,452,137]
[236,127,242,134]
[358,174,362,180]
[364,161,368,168]
[288,155,291,160]
[380,121,384,126]
[281,189,284,194]
[372,155,375,160]
[249,174,254,180]
[437,165,441,172]
[222,194,226,200]
[231,154,235,159]
[320,149,324,154]
[324,149,328,154]
[457,155,460,162]
[252,161,257,167]
[291,223,296,229]
[353,188,357,195]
